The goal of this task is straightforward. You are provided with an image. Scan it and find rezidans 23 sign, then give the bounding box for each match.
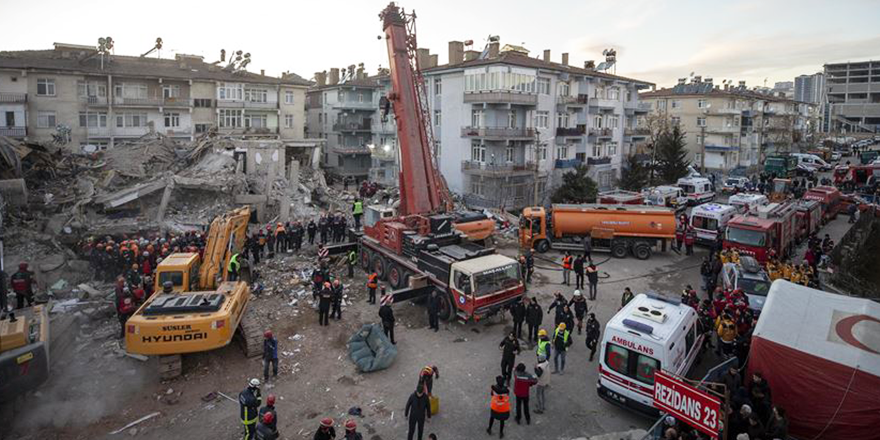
[653,370,721,437]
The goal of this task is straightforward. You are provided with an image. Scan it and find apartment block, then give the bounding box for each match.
[641,77,819,174]
[823,60,880,133]
[422,41,652,211]
[0,43,310,150]
[305,66,398,184]
[795,73,825,104]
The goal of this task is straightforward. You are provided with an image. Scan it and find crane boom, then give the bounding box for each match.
[380,2,450,216]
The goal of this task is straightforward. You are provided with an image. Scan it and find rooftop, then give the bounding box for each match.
[0,45,310,87]
[308,74,387,92]
[640,83,812,105]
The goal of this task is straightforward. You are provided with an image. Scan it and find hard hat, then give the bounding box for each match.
[345,419,357,430]
[573,290,581,296]
[320,417,334,427]
[264,330,273,339]
[18,262,28,270]
[266,394,276,406]
[249,378,260,387]
[558,322,567,330]
[262,412,274,424]
[163,281,173,289]
[538,329,548,337]
[537,355,547,363]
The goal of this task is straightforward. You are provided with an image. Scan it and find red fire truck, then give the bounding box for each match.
[724,202,797,263]
[802,186,842,223]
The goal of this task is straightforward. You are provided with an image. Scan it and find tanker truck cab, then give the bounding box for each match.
[689,203,736,244]
[597,293,703,416]
[448,254,524,321]
[519,207,550,252]
[677,177,715,206]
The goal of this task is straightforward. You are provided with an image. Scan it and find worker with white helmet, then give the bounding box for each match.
[239,378,262,440]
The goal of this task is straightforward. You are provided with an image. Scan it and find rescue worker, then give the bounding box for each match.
[790,266,802,285]
[313,418,336,440]
[535,329,551,362]
[161,280,174,294]
[10,262,36,309]
[418,364,440,396]
[552,322,571,374]
[274,222,287,254]
[512,362,537,425]
[331,279,344,320]
[255,412,279,440]
[499,331,520,385]
[675,215,687,251]
[263,331,278,382]
[379,294,396,344]
[586,264,599,300]
[525,297,543,345]
[585,313,601,362]
[307,219,317,245]
[318,281,333,326]
[318,214,329,244]
[347,250,357,278]
[258,394,278,433]
[352,198,364,229]
[533,355,550,414]
[684,224,696,256]
[239,378,262,440]
[405,385,431,440]
[228,252,242,282]
[546,292,568,326]
[343,420,363,440]
[487,375,510,438]
[126,263,142,290]
[509,296,527,340]
[561,251,573,285]
[569,291,588,334]
[427,289,441,331]
[621,287,635,308]
[115,287,136,338]
[366,273,379,304]
[573,254,585,290]
[781,262,793,281]
[716,311,738,358]
[292,221,304,251]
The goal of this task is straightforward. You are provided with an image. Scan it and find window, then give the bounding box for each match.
[471,141,486,163]
[163,85,181,99]
[635,354,660,385]
[465,70,536,93]
[80,141,109,151]
[505,146,514,162]
[218,83,243,100]
[657,100,667,110]
[609,115,619,128]
[557,82,570,97]
[37,79,55,96]
[245,88,268,103]
[671,116,681,126]
[605,344,630,376]
[626,90,633,102]
[607,142,618,156]
[471,109,484,127]
[434,109,441,126]
[77,81,106,98]
[608,87,620,100]
[671,100,681,109]
[358,93,365,103]
[538,144,547,160]
[36,111,56,128]
[506,110,516,129]
[284,114,294,128]
[698,99,708,108]
[318,113,323,124]
[195,124,210,134]
[537,78,550,95]
[194,98,212,108]
[691,215,719,231]
[245,113,268,128]
[605,343,661,386]
[556,112,570,128]
[164,112,180,128]
[536,111,549,129]
[593,144,602,157]
[115,83,148,99]
[685,325,696,357]
[470,181,484,196]
[116,112,149,128]
[556,144,569,160]
[79,112,108,128]
[285,91,295,104]
[575,152,586,162]
[697,117,707,127]
[593,115,603,128]
[219,109,243,128]
[433,78,442,96]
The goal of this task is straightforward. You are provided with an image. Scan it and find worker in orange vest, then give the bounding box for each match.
[366,272,379,304]
[561,252,573,286]
[487,375,510,438]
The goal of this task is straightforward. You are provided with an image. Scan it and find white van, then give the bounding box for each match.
[677,177,715,205]
[643,185,687,214]
[728,193,769,215]
[597,293,704,415]
[792,153,831,172]
[689,203,737,244]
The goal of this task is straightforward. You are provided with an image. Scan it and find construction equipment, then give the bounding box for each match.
[356,3,524,322]
[127,206,260,379]
[0,305,50,403]
[519,204,675,259]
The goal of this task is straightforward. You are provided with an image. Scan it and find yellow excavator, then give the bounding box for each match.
[0,305,50,402]
[125,206,262,379]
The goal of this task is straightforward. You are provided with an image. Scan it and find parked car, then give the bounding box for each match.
[721,177,750,194]
[720,255,772,315]
[830,151,842,162]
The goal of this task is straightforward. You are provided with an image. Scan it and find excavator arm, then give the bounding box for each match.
[198,206,251,290]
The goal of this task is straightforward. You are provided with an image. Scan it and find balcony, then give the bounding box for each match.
[0,127,26,137]
[556,125,587,137]
[625,101,652,115]
[114,97,162,107]
[587,156,612,165]
[624,127,651,137]
[710,107,743,115]
[555,158,583,169]
[333,122,372,132]
[461,160,537,176]
[163,97,193,108]
[589,98,618,110]
[81,96,109,106]
[705,125,740,134]
[704,144,737,152]
[460,126,536,140]
[332,101,375,111]
[0,92,27,103]
[557,94,589,105]
[216,100,277,109]
[333,145,372,155]
[589,128,613,138]
[463,91,538,106]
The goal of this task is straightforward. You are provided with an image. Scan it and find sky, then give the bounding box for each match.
[1,0,879,88]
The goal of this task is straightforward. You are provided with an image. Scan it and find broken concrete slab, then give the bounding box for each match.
[0,178,28,206]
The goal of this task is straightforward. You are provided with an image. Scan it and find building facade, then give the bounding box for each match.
[795,73,825,104]
[423,41,652,211]
[641,77,819,176]
[0,43,309,150]
[823,60,880,133]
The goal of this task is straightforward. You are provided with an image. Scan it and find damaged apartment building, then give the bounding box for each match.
[305,65,399,186]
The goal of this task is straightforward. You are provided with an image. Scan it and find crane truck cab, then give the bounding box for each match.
[689,203,736,244]
[676,177,715,205]
[597,293,704,415]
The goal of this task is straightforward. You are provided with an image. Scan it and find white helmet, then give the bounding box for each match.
[249,378,260,387]
[573,290,582,296]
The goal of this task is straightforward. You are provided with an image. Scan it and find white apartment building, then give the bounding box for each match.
[423,41,652,211]
[0,43,309,151]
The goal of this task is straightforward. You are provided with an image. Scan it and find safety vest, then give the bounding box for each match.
[228,253,240,272]
[490,392,510,413]
[562,256,573,269]
[536,339,550,358]
[353,201,364,215]
[348,251,357,264]
[554,328,570,346]
[367,274,378,289]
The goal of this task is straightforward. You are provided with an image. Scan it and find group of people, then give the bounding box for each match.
[559,251,600,298]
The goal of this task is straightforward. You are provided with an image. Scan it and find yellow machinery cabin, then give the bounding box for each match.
[0,305,50,402]
[154,253,200,293]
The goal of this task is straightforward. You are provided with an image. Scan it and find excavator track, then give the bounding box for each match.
[236,310,263,358]
[159,354,182,380]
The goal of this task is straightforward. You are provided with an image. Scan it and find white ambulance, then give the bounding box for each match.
[597,293,704,415]
[689,203,737,244]
[728,193,769,215]
[677,177,715,205]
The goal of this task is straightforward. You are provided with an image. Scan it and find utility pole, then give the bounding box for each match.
[700,124,706,175]
[533,127,540,207]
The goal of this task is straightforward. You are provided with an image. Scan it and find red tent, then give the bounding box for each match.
[749,281,880,440]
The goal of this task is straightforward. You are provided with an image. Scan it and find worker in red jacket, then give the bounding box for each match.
[116,287,136,338]
[675,215,687,252]
[684,225,696,256]
[512,363,537,425]
[10,262,37,309]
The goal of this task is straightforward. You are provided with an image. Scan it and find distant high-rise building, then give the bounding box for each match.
[772,81,794,99]
[823,60,880,133]
[794,73,825,104]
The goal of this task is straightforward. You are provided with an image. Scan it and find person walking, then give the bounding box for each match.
[313,418,336,440]
[499,331,521,385]
[239,378,262,440]
[552,322,571,374]
[525,297,542,345]
[366,272,378,304]
[569,291,588,335]
[535,329,551,363]
[487,376,510,438]
[586,263,599,301]
[585,313,601,362]
[318,282,333,326]
[675,215,686,252]
[559,305,575,335]
[263,331,279,382]
[512,363,537,425]
[561,251,573,285]
[573,254,585,290]
[331,279,344,320]
[533,355,550,414]
[405,386,431,440]
[510,297,527,340]
[547,292,568,327]
[621,287,635,308]
[352,199,364,229]
[379,295,396,344]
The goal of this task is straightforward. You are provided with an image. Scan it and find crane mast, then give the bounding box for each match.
[380,2,451,216]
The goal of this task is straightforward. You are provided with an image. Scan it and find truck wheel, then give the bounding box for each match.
[371,255,387,280]
[438,290,452,321]
[633,242,652,260]
[536,240,551,253]
[360,248,372,271]
[611,241,628,259]
[387,263,404,290]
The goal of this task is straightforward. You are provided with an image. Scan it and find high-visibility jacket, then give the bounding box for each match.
[367,274,378,289]
[228,253,241,273]
[490,391,510,413]
[353,201,364,215]
[536,339,550,359]
[562,256,573,270]
[239,387,261,425]
[348,251,357,265]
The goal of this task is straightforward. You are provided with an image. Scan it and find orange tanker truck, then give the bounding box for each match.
[519,204,676,260]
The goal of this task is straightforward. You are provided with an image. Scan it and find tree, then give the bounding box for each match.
[617,154,650,191]
[643,112,673,185]
[551,165,598,204]
[653,125,690,184]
